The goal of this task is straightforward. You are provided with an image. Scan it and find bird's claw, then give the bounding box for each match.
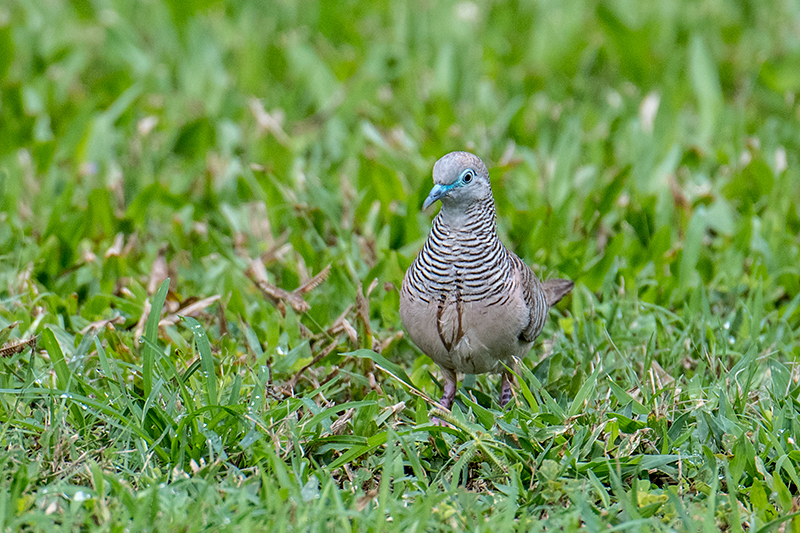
[430,416,451,427]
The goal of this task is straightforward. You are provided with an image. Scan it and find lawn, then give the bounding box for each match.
[1,0,800,530]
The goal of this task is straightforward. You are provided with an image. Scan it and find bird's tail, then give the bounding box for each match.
[542,279,574,307]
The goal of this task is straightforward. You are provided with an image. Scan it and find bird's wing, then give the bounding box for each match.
[511,255,549,344]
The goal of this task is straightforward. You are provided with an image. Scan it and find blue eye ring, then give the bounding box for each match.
[461,170,474,183]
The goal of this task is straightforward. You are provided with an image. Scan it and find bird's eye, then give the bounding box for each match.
[463,171,473,183]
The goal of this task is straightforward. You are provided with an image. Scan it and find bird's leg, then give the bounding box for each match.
[440,369,457,409]
[500,369,515,407]
[431,368,457,426]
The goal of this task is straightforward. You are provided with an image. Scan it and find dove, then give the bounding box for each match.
[400,151,573,419]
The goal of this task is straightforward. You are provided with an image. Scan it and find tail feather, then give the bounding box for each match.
[542,278,574,307]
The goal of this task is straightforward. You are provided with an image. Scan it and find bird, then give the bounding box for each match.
[399,151,573,420]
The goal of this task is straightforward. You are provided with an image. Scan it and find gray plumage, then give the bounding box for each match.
[400,151,573,416]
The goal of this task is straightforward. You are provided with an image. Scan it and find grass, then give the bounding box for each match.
[1,0,800,530]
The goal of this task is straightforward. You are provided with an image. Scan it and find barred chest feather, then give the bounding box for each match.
[400,205,532,373]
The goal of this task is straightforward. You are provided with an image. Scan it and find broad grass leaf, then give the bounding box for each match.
[348,349,416,390]
[689,35,722,147]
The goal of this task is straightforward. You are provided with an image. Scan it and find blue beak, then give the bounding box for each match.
[422,184,449,210]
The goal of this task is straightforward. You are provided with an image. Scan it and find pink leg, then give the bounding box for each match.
[431,367,457,426]
[440,368,457,409]
[500,369,515,407]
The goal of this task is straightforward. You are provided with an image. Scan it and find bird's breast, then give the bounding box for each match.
[400,279,531,374]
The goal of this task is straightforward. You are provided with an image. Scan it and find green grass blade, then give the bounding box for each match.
[40,327,86,427]
[40,328,71,392]
[328,431,389,470]
[142,279,170,399]
[183,316,217,406]
[568,364,601,417]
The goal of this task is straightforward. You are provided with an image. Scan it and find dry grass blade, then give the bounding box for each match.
[246,258,332,316]
[368,372,383,394]
[246,258,307,315]
[355,282,370,324]
[148,245,170,295]
[329,315,358,345]
[248,97,290,145]
[294,263,331,296]
[356,489,378,512]
[376,330,403,354]
[260,230,291,264]
[365,277,379,297]
[287,338,340,388]
[134,298,151,342]
[355,281,373,348]
[160,295,222,327]
[105,233,125,258]
[649,359,675,389]
[328,305,354,332]
[80,316,126,334]
[255,279,309,314]
[330,408,354,435]
[1,336,38,357]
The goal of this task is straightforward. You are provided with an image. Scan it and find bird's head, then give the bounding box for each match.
[423,151,491,211]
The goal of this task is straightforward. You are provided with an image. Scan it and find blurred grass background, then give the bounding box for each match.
[1,0,800,530]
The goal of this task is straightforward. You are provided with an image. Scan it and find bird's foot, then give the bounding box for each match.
[430,416,450,427]
[427,368,457,427]
[500,392,512,407]
[500,370,514,407]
